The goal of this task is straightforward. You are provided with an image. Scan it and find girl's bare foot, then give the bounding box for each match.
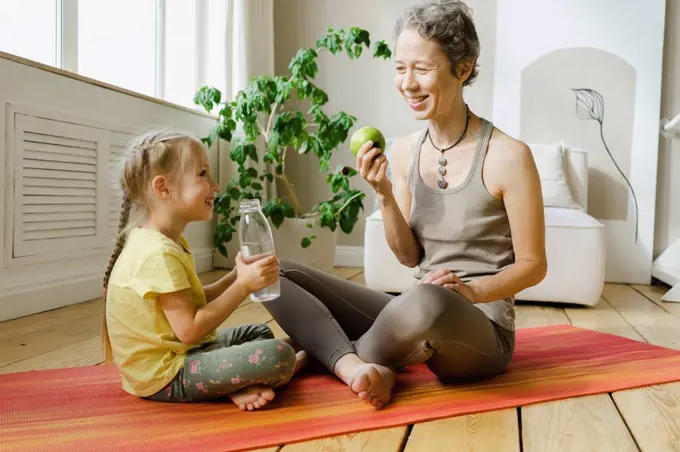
[293,350,308,376]
[333,354,396,409]
[228,385,275,411]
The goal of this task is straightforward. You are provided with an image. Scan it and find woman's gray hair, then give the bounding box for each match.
[394,0,480,87]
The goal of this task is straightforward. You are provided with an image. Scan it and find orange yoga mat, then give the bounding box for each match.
[4,325,680,452]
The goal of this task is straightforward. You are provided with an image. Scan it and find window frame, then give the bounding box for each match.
[48,0,212,108]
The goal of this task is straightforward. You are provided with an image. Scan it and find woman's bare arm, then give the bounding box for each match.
[355,133,423,268]
[467,136,547,302]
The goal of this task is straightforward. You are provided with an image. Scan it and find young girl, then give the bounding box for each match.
[102,130,304,411]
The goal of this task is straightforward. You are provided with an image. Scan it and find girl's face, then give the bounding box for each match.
[172,144,219,223]
[394,29,465,121]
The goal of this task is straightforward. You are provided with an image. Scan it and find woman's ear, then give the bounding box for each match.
[457,59,475,84]
[151,175,170,199]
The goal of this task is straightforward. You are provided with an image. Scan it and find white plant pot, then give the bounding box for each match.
[213,217,337,274]
[271,217,337,274]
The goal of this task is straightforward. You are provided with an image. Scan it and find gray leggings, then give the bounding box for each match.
[263,261,515,382]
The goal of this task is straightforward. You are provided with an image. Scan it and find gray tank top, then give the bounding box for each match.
[407,118,516,331]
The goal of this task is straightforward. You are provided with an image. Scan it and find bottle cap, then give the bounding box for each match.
[239,198,261,213]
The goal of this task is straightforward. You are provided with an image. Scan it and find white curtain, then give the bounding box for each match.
[219,0,277,201]
[215,0,276,267]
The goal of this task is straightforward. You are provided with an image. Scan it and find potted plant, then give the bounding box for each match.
[194,26,391,271]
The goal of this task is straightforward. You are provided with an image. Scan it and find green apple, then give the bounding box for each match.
[349,126,386,157]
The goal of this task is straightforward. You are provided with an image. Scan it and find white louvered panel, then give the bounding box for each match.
[12,114,110,257]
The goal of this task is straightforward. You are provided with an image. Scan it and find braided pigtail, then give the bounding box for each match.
[101,193,132,363]
[103,195,132,293]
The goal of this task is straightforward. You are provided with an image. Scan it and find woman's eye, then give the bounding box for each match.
[416,67,428,73]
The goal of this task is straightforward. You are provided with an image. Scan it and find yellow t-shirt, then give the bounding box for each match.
[105,227,217,397]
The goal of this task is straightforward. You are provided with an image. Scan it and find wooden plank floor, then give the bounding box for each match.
[2,268,680,451]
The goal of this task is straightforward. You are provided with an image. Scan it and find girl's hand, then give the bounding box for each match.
[234,252,280,295]
[419,269,480,303]
[356,141,392,197]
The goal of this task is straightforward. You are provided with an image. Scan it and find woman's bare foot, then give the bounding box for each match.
[334,354,396,409]
[228,385,275,411]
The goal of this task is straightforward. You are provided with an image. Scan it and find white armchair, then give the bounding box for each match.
[363,144,606,306]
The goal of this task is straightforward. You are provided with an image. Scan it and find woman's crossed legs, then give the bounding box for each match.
[262,261,514,409]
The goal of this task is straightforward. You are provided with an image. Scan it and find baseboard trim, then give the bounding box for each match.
[335,246,364,267]
[192,247,216,273]
[0,247,217,322]
[0,273,102,322]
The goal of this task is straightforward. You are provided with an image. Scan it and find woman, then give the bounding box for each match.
[263,0,547,409]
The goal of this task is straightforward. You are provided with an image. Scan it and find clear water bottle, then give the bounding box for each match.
[238,199,280,302]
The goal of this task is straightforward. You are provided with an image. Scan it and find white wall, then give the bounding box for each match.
[0,55,218,322]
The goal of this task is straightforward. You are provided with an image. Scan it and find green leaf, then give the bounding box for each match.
[261,200,276,217]
[230,142,247,166]
[265,173,274,182]
[270,209,285,229]
[239,171,251,188]
[340,215,357,234]
[306,223,313,229]
[311,235,318,240]
[251,182,263,191]
[193,86,222,112]
[218,103,232,119]
[216,242,228,257]
[289,48,319,79]
[247,167,258,178]
[214,221,234,257]
[216,121,234,141]
[274,76,293,104]
[373,40,392,59]
[243,144,258,163]
[281,203,295,218]
[301,237,312,248]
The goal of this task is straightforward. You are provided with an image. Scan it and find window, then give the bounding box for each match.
[0,0,226,110]
[0,0,58,66]
[163,0,197,107]
[78,0,156,96]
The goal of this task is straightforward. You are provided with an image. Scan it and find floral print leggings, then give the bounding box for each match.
[146,323,297,403]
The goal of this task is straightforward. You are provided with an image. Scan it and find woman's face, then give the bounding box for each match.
[394,28,464,121]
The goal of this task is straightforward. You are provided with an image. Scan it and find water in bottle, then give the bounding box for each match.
[238,199,281,302]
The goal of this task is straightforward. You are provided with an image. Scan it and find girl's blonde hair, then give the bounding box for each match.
[101,130,205,363]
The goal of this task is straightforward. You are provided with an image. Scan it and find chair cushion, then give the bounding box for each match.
[529,143,584,212]
[544,207,603,229]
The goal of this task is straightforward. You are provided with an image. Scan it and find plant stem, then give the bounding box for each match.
[276,173,303,216]
[266,104,279,137]
[598,120,639,243]
[336,192,363,216]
